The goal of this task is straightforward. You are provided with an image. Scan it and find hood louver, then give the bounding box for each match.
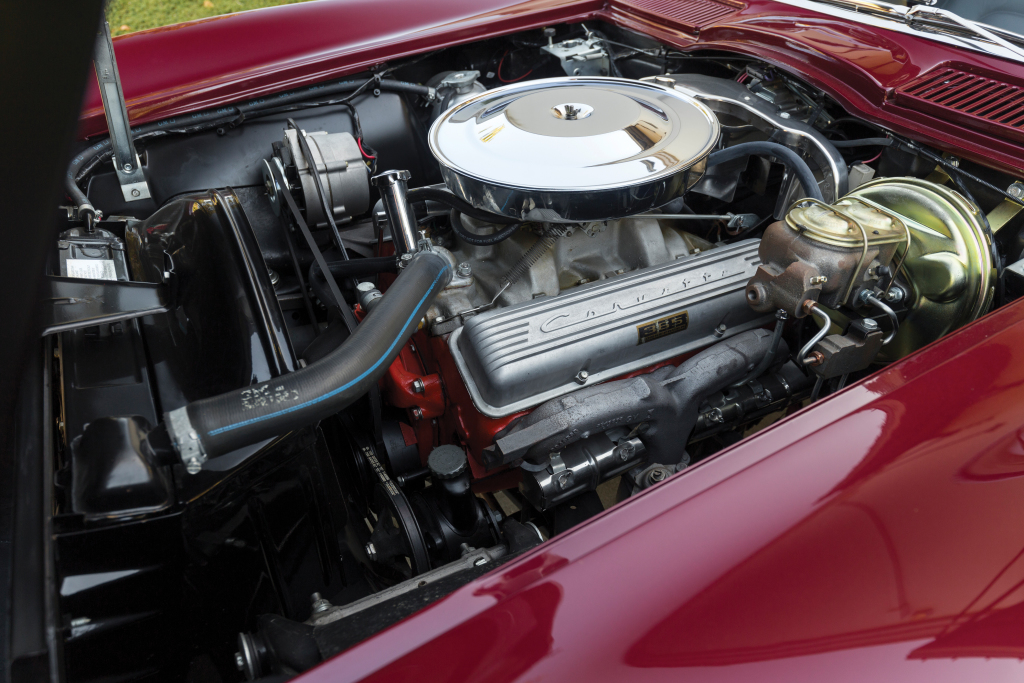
[896,65,1024,143]
[611,0,745,33]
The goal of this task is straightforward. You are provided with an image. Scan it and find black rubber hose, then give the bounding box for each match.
[173,250,451,458]
[707,141,824,202]
[830,137,893,148]
[65,79,434,211]
[235,79,432,121]
[316,256,398,280]
[448,210,522,246]
[406,187,520,225]
[308,256,398,308]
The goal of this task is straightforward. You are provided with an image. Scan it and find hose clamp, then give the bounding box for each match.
[167,406,207,475]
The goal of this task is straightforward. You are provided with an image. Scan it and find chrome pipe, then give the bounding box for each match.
[372,170,419,255]
[861,291,899,344]
[799,303,832,365]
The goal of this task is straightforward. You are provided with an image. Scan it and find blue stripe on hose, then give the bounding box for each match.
[207,264,449,436]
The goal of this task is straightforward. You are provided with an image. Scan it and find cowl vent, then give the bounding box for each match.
[611,0,746,33]
[895,64,1024,143]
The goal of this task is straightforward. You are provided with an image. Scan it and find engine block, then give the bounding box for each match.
[449,239,770,417]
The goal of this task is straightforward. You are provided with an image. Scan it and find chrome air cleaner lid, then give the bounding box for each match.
[428,77,720,222]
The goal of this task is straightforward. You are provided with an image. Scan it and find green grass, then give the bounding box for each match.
[107,0,315,36]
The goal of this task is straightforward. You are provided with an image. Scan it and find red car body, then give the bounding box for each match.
[78,1,1024,679]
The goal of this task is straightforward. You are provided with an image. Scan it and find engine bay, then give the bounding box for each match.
[47,20,1024,682]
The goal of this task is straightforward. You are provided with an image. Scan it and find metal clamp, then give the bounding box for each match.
[548,453,574,490]
[166,407,207,475]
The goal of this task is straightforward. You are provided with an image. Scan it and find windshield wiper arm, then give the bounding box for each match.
[905,5,1024,62]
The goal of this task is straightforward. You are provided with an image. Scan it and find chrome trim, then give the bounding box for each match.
[906,5,1024,62]
[773,0,1024,65]
[650,74,847,203]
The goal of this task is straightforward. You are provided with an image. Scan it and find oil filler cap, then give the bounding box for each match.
[428,445,469,480]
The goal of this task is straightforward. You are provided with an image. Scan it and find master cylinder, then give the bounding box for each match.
[745,196,910,319]
[747,178,994,376]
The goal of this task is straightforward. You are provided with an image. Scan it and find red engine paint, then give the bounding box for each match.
[380,337,445,461]
[375,330,526,490]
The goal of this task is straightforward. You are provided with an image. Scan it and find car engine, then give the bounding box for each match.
[46,21,1019,682]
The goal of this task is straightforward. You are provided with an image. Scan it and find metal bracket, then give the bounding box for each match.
[93,21,151,202]
[541,34,610,77]
[989,182,1024,233]
[41,276,170,336]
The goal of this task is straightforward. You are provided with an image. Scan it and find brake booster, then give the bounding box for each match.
[746,177,994,377]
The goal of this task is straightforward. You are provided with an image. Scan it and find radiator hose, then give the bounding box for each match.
[165,250,451,471]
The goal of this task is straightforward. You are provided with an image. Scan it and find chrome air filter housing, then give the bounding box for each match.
[428,77,720,222]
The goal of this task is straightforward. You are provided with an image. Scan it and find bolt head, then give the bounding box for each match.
[457,262,472,277]
[411,379,425,394]
[779,112,791,119]
[185,457,202,475]
[1011,184,1023,198]
[705,408,724,424]
[575,370,589,384]
[649,468,667,483]
[807,350,825,366]
[412,407,424,419]
[122,163,132,172]
[556,471,574,490]
[862,318,879,330]
[311,595,331,613]
[616,442,636,461]
[713,323,727,337]
[131,188,141,198]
